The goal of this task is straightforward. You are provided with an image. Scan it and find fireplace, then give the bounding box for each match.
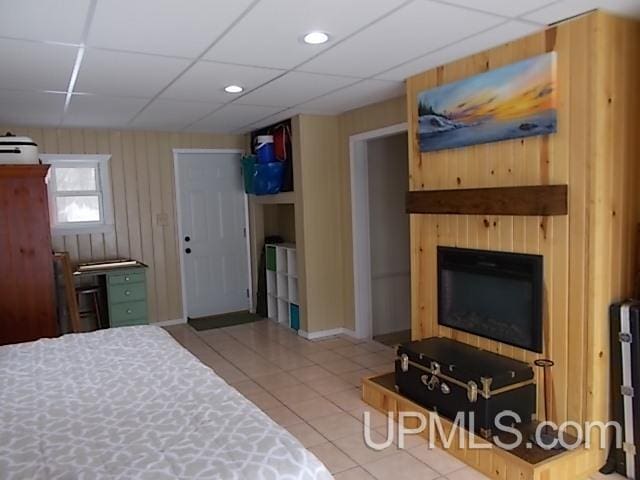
[437,247,543,353]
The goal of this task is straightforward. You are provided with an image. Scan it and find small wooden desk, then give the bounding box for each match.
[74,260,149,328]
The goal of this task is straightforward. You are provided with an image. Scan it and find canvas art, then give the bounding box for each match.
[417,52,557,153]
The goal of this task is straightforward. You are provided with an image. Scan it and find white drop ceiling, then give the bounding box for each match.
[0,0,638,134]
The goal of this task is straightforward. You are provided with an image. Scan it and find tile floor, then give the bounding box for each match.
[164,320,623,480]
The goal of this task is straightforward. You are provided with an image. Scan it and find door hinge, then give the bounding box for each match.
[243,227,247,238]
[246,288,250,298]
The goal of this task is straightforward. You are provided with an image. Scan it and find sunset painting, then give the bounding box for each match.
[417,52,557,152]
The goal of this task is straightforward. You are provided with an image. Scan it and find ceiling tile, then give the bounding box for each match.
[298,80,404,115]
[75,49,190,98]
[235,72,356,107]
[0,39,77,91]
[161,61,285,103]
[0,0,91,44]
[63,94,148,128]
[243,108,303,131]
[204,0,407,69]
[376,21,543,81]
[523,0,640,23]
[439,0,555,18]
[302,0,503,78]
[0,89,65,126]
[186,104,284,133]
[131,99,221,131]
[87,0,256,58]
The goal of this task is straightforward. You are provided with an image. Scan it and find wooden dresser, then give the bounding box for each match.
[0,165,57,345]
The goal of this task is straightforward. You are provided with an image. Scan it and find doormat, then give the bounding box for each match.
[188,311,263,331]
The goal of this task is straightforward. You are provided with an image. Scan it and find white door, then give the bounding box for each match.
[176,151,249,319]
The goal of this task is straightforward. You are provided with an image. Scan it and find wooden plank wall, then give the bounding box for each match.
[406,9,640,451]
[0,125,246,324]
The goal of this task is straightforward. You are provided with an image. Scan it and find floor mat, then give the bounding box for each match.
[188,311,262,331]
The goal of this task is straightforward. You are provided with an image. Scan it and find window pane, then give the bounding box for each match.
[56,196,101,223]
[55,167,97,191]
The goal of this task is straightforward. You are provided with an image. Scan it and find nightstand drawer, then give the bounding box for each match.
[110,301,147,326]
[110,317,147,328]
[108,283,146,304]
[107,271,145,286]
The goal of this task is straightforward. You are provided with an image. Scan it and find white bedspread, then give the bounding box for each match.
[0,326,332,479]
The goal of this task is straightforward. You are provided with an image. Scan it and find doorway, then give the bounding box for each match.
[174,149,251,320]
[350,123,410,344]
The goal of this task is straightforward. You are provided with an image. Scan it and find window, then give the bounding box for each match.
[40,154,114,234]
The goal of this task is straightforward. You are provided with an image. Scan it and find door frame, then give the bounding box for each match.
[349,123,408,339]
[173,148,253,320]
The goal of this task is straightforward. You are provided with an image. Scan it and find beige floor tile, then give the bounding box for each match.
[360,341,392,353]
[333,467,376,480]
[349,406,393,429]
[273,384,321,405]
[363,451,439,480]
[352,353,395,369]
[290,365,334,382]
[285,422,328,448]
[375,425,427,450]
[304,349,347,363]
[243,390,282,410]
[253,371,300,391]
[209,363,248,383]
[230,379,266,396]
[314,338,354,350]
[323,358,364,375]
[334,345,372,358]
[305,374,354,396]
[288,397,343,421]
[264,405,304,427]
[325,387,365,412]
[408,445,466,476]
[308,412,364,441]
[332,431,396,465]
[446,466,491,480]
[339,369,377,387]
[270,354,316,370]
[238,362,283,379]
[309,443,357,474]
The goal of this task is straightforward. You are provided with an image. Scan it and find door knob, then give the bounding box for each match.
[185,248,192,254]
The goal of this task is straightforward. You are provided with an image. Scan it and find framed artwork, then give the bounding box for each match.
[417,52,557,153]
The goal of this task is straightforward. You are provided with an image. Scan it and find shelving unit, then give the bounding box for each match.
[266,243,299,330]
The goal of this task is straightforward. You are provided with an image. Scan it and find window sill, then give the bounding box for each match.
[52,224,115,236]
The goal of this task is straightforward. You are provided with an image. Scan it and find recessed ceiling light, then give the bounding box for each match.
[224,85,244,94]
[303,31,329,45]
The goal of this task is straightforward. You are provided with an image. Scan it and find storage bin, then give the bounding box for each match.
[242,157,284,195]
[255,135,275,164]
[290,304,300,331]
[266,245,277,271]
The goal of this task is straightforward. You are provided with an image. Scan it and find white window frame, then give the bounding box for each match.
[40,154,114,235]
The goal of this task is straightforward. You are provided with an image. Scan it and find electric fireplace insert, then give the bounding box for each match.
[437,246,543,353]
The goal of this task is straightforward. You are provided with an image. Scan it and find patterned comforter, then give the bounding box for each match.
[0,326,332,479]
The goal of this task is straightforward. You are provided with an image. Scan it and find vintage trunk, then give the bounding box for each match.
[395,337,536,437]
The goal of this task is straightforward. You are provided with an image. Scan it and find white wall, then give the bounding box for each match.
[367,133,410,336]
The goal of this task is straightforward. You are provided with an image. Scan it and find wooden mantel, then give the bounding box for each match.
[406,185,568,216]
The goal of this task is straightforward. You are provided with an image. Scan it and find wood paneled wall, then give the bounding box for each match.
[0,126,246,324]
[337,97,407,331]
[406,12,640,467]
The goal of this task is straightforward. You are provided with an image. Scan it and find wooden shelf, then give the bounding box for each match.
[249,191,295,205]
[406,185,568,216]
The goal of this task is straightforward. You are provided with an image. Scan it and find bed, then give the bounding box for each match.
[0,326,332,479]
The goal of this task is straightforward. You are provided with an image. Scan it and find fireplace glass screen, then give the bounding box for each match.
[437,247,543,352]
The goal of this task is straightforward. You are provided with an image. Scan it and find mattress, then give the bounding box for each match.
[0,326,332,479]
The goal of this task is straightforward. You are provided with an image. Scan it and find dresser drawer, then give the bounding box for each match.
[108,282,146,304]
[110,301,147,326]
[107,271,145,286]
